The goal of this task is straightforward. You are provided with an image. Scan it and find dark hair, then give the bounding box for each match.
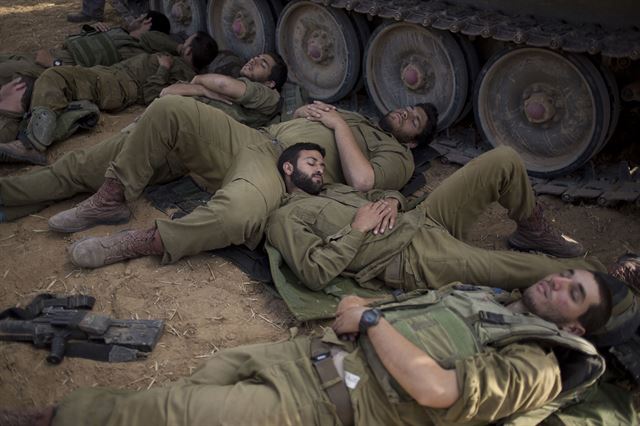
[190,31,219,70]
[413,103,439,147]
[277,142,325,179]
[145,11,171,34]
[580,270,615,335]
[265,51,288,92]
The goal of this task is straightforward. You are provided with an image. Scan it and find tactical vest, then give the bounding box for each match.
[361,284,605,406]
[64,30,122,67]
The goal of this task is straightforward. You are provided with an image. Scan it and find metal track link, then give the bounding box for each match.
[429,130,640,206]
[315,0,640,59]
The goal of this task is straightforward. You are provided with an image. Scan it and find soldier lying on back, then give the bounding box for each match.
[0,32,218,164]
[0,270,616,425]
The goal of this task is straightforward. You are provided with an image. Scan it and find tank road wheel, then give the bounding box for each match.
[207,0,277,59]
[364,23,469,130]
[474,48,611,178]
[455,34,480,123]
[598,65,621,153]
[152,0,207,36]
[276,0,361,102]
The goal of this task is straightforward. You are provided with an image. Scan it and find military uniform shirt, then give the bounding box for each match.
[111,53,195,104]
[195,77,281,127]
[264,110,415,190]
[267,184,424,289]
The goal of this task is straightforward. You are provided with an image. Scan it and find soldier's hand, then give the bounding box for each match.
[351,200,391,233]
[34,49,54,68]
[333,306,367,335]
[92,22,111,32]
[157,54,174,69]
[304,102,344,129]
[373,197,399,235]
[0,77,27,98]
[336,295,369,316]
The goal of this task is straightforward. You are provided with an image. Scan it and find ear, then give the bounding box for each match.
[282,161,295,177]
[560,322,585,337]
[264,80,276,89]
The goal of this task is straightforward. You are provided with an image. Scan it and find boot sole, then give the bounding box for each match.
[49,214,131,234]
[508,235,585,258]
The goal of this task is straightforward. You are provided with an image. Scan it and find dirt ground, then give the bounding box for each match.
[1,0,640,412]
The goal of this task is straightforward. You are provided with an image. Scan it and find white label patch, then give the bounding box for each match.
[344,371,361,389]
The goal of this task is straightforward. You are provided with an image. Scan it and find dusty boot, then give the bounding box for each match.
[0,139,47,165]
[609,253,640,293]
[508,202,585,258]
[48,178,131,233]
[69,227,164,268]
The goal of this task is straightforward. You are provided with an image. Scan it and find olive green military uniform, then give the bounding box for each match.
[25,53,194,150]
[194,77,281,128]
[0,95,413,252]
[52,286,601,426]
[0,30,179,86]
[0,83,275,221]
[267,147,605,291]
[0,109,23,146]
[101,95,413,262]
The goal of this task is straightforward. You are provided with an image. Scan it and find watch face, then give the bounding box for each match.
[362,310,378,324]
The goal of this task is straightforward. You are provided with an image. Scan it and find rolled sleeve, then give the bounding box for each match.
[235,77,281,115]
[441,343,562,424]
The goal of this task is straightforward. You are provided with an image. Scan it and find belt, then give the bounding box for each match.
[310,337,355,426]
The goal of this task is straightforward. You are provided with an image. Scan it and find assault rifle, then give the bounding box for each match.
[0,294,164,364]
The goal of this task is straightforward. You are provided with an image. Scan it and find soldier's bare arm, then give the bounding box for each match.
[190,74,247,101]
[305,101,375,191]
[332,306,460,408]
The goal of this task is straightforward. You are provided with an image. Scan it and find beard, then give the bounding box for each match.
[291,168,323,195]
[379,113,394,134]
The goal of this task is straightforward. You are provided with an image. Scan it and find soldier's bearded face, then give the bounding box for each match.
[290,150,324,195]
[379,106,428,144]
[522,269,601,331]
[291,168,323,195]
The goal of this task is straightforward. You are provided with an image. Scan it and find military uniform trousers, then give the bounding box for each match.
[52,337,345,426]
[396,147,605,290]
[32,65,139,116]
[1,95,370,262]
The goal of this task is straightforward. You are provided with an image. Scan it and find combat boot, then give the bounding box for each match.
[48,178,131,233]
[508,202,585,258]
[69,227,164,268]
[609,253,640,293]
[0,140,47,165]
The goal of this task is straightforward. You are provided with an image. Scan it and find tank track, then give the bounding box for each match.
[313,0,640,59]
[430,128,640,206]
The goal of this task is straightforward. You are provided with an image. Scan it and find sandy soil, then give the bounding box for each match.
[1,0,639,411]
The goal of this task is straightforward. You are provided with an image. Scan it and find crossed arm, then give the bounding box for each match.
[333,295,460,408]
[160,73,247,104]
[294,101,375,191]
[332,295,564,421]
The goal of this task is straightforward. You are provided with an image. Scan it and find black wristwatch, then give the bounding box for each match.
[53,59,63,67]
[359,308,383,334]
